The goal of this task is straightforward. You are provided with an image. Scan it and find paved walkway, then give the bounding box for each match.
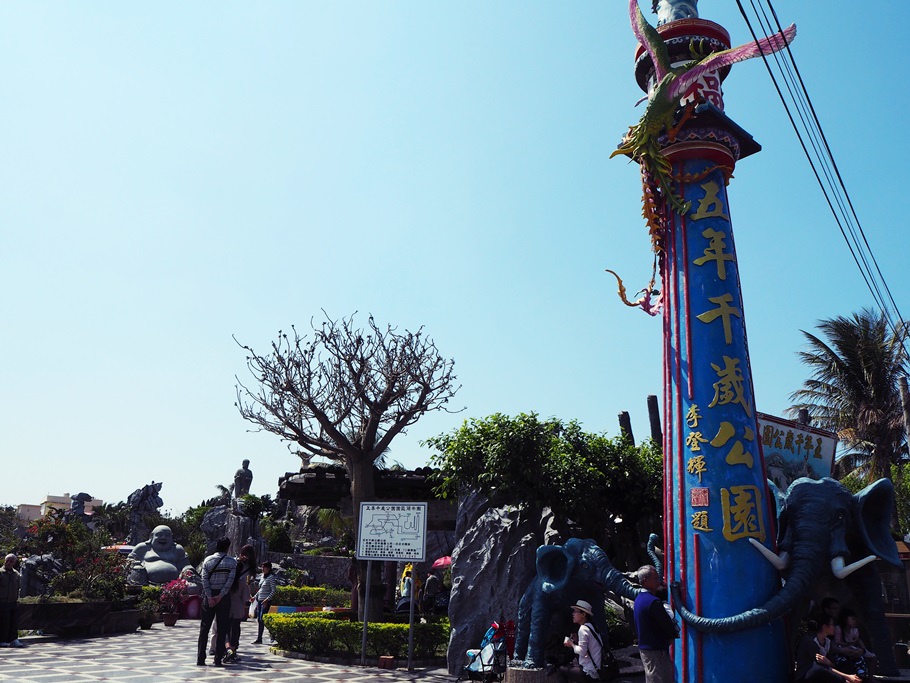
[0,619,453,683]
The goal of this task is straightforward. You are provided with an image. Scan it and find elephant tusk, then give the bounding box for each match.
[748,538,790,571]
[830,555,878,579]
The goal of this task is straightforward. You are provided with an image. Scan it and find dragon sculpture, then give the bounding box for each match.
[607,0,796,314]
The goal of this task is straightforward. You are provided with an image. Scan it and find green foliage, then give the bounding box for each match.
[26,510,111,568]
[239,493,274,519]
[49,551,129,602]
[788,309,908,480]
[0,505,24,551]
[892,464,910,534]
[839,470,869,495]
[260,517,294,553]
[90,502,132,542]
[426,413,663,541]
[265,613,449,659]
[605,609,634,648]
[274,585,351,607]
[138,585,162,614]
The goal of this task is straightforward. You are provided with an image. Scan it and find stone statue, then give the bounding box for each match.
[231,459,253,499]
[652,0,698,25]
[127,525,191,586]
[126,481,163,544]
[69,492,93,517]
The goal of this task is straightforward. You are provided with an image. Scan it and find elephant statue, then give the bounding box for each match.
[514,538,641,668]
[647,533,663,576]
[671,477,901,675]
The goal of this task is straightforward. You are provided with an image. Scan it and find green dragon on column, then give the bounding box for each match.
[607,0,795,315]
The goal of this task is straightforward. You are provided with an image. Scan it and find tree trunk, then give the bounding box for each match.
[348,455,376,534]
[348,455,383,620]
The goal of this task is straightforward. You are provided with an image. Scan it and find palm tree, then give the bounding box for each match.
[787,308,909,480]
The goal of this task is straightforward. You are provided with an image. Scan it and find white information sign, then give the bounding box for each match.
[356,501,427,562]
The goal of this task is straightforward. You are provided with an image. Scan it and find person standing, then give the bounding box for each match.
[223,544,256,663]
[634,565,678,683]
[197,538,237,667]
[252,561,278,645]
[0,554,25,648]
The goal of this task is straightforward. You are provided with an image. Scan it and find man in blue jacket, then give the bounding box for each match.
[633,565,678,683]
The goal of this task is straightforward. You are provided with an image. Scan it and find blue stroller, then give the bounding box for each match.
[457,622,507,682]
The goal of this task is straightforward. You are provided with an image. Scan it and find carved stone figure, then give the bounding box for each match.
[69,492,93,517]
[231,459,253,501]
[652,0,698,26]
[515,538,641,668]
[20,554,64,597]
[127,525,191,586]
[672,477,901,675]
[126,481,163,545]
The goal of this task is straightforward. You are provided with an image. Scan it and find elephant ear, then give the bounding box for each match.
[856,478,901,567]
[536,544,571,592]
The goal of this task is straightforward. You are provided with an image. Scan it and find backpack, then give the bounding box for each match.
[585,624,620,681]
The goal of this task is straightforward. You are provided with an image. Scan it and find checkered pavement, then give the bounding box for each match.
[0,619,453,683]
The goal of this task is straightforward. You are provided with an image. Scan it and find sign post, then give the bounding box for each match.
[356,502,428,670]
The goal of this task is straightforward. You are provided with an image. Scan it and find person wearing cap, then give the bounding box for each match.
[634,565,678,683]
[0,553,25,648]
[558,599,603,681]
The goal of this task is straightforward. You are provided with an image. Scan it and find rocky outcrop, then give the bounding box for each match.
[200,505,267,562]
[447,494,569,675]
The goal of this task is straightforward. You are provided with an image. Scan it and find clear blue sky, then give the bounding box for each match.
[2,2,905,514]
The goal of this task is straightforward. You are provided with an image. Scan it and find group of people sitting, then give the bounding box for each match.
[795,597,877,683]
[396,566,450,615]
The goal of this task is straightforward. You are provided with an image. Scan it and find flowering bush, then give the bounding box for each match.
[160,578,189,613]
[49,551,129,602]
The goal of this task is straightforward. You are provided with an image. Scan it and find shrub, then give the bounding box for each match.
[264,613,450,660]
[605,609,634,648]
[273,585,351,608]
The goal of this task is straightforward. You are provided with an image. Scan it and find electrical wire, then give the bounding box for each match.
[733,0,909,353]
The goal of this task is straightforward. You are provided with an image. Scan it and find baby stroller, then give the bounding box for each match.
[457,622,507,682]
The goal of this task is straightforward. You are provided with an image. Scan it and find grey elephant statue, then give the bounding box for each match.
[672,477,901,675]
[514,538,641,668]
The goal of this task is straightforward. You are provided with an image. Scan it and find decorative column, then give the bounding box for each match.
[632,14,790,683]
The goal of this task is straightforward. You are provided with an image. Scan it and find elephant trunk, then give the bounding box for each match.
[672,557,818,633]
[604,565,641,602]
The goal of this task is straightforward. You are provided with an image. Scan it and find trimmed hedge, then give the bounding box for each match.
[264,613,450,660]
[274,585,351,608]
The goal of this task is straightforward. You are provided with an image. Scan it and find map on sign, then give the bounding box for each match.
[356,502,427,562]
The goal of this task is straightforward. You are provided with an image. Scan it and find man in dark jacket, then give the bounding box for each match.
[0,553,25,648]
[633,565,678,683]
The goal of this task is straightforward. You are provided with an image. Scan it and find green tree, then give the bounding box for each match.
[425,413,663,567]
[90,502,132,542]
[0,505,24,551]
[787,309,908,480]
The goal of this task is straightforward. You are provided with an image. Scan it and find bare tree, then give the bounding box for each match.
[234,312,461,531]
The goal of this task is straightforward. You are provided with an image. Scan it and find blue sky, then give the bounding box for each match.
[2,2,905,515]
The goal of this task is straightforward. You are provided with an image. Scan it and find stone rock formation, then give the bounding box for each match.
[446,493,569,675]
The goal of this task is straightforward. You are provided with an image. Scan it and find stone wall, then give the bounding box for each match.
[266,552,353,588]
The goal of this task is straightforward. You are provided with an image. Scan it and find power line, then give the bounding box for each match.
[733,0,909,352]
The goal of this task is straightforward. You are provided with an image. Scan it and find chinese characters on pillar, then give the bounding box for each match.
[681,178,764,542]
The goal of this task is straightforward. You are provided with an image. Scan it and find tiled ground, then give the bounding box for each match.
[0,620,453,683]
